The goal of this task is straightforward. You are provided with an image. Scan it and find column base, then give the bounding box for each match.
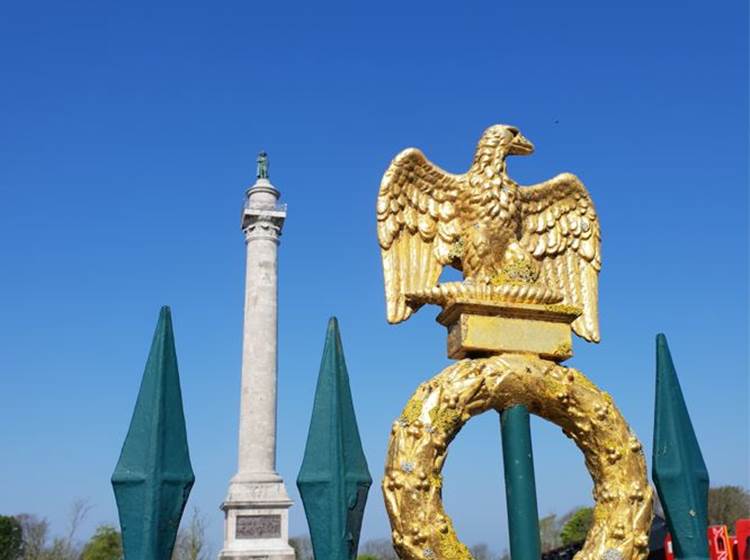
[219,549,295,560]
[220,474,294,560]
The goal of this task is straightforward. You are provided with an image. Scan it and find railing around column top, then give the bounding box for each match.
[243,197,287,213]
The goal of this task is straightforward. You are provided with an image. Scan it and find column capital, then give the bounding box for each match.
[242,208,286,242]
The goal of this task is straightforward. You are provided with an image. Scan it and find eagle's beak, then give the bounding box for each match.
[509,133,535,156]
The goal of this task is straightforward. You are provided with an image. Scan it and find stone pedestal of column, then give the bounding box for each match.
[219,175,294,560]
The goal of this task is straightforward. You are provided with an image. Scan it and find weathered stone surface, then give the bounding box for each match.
[236,516,281,539]
[220,172,293,560]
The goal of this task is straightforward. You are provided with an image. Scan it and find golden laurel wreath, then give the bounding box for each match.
[382,355,653,560]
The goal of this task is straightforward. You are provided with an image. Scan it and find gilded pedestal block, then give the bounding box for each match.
[437,300,580,361]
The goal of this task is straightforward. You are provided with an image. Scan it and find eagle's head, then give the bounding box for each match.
[473,124,535,173]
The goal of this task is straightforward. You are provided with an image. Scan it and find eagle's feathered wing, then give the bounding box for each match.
[377,148,462,323]
[518,173,602,342]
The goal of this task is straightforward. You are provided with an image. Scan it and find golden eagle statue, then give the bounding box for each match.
[377,124,601,342]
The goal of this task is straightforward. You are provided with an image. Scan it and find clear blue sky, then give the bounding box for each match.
[1,1,747,555]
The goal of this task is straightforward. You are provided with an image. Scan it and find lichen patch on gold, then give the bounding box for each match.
[552,341,573,357]
[544,303,583,316]
[428,407,461,434]
[401,397,424,424]
[491,258,540,285]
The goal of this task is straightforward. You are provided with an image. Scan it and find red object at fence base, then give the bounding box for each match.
[736,519,750,560]
[708,526,734,560]
[664,533,675,560]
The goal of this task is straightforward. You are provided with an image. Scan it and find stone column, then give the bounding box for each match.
[238,179,282,478]
[220,171,294,560]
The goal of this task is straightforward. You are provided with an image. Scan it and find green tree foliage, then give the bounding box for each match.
[81,526,122,560]
[539,509,580,552]
[13,501,118,560]
[539,513,562,552]
[560,507,594,546]
[708,486,750,529]
[468,543,492,560]
[17,499,90,560]
[172,508,208,560]
[0,516,23,560]
[357,556,379,560]
[15,514,48,560]
[289,536,313,560]
[17,512,86,560]
[359,538,398,560]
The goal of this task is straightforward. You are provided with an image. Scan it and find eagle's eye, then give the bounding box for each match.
[497,129,515,143]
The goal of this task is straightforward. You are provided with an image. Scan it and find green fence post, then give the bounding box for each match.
[297,318,372,560]
[112,306,194,560]
[653,333,709,560]
[501,405,541,560]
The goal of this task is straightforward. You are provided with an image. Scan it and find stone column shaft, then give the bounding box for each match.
[238,229,279,477]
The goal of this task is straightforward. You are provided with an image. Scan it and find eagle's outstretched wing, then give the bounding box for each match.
[518,173,602,342]
[377,148,463,323]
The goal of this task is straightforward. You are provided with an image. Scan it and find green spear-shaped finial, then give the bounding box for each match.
[112,306,195,560]
[652,333,709,560]
[297,318,372,560]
